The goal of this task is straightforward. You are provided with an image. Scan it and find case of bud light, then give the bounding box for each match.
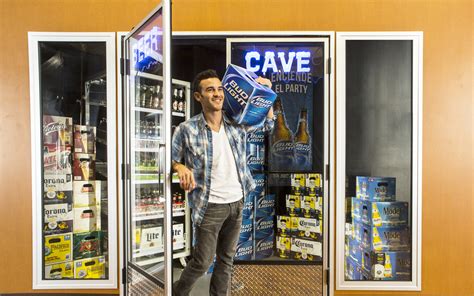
[252,173,266,195]
[246,129,265,171]
[359,223,410,252]
[356,176,396,201]
[255,193,275,220]
[255,233,274,260]
[362,250,411,281]
[242,193,255,220]
[238,219,254,243]
[360,201,408,227]
[222,64,277,127]
[255,216,274,240]
[234,240,254,261]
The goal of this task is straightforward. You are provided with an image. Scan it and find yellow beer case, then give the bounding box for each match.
[44,233,72,264]
[44,262,74,279]
[74,256,106,279]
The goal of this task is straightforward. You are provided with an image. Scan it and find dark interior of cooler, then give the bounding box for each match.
[40,41,109,279]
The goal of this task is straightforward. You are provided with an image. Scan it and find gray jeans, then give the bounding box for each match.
[173,199,243,296]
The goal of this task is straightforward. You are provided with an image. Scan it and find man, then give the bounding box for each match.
[171,69,273,296]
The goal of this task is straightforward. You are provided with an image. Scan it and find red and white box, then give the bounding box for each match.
[43,116,73,147]
[74,125,96,154]
[73,153,96,181]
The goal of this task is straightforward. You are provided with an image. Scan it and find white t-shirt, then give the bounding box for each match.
[208,124,243,204]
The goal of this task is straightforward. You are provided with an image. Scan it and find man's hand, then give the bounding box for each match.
[172,162,196,192]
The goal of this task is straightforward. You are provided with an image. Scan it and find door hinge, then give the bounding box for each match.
[120,58,124,75]
[325,269,330,285]
[327,57,332,75]
[325,164,329,181]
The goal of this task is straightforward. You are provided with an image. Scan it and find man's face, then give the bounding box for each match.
[194,77,224,112]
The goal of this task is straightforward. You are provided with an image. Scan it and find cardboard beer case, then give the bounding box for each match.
[362,250,411,281]
[296,217,321,241]
[73,125,96,154]
[73,231,102,260]
[290,173,306,195]
[234,240,253,260]
[73,181,101,208]
[73,153,96,181]
[359,223,410,252]
[276,235,291,259]
[43,115,73,147]
[290,237,322,261]
[238,218,254,243]
[222,64,277,127]
[173,222,185,249]
[360,200,409,227]
[356,176,396,201]
[286,194,301,217]
[44,261,74,279]
[242,193,255,220]
[136,224,163,255]
[43,144,72,176]
[255,234,274,260]
[306,173,322,195]
[43,174,73,205]
[276,215,298,237]
[74,256,106,279]
[300,195,321,218]
[246,129,265,171]
[73,206,101,233]
[255,193,275,220]
[44,233,73,265]
[254,216,274,241]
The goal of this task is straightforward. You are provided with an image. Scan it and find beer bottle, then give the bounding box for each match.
[178,89,184,113]
[172,88,178,112]
[294,108,312,169]
[140,85,147,107]
[152,85,160,109]
[270,97,294,170]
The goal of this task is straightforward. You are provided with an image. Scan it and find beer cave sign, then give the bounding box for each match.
[244,51,311,73]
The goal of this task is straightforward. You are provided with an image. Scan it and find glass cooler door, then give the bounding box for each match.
[123,2,173,295]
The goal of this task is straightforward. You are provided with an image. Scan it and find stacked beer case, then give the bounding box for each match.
[276,173,323,261]
[345,176,411,281]
[43,116,106,279]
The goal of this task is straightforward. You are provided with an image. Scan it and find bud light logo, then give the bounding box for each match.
[255,235,274,259]
[255,216,274,240]
[234,240,253,260]
[239,219,253,243]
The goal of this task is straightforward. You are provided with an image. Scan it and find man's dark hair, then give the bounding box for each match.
[192,69,220,93]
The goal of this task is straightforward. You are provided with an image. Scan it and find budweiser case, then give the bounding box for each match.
[222,64,277,126]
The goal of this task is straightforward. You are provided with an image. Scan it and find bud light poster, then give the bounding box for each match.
[230,41,325,171]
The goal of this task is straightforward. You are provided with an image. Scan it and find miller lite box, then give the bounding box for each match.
[44,233,72,264]
[276,235,291,259]
[172,222,185,249]
[73,231,102,260]
[43,144,72,175]
[246,129,265,171]
[44,174,73,205]
[356,176,396,201]
[291,237,322,261]
[44,262,74,279]
[136,224,163,255]
[73,181,101,208]
[73,206,101,233]
[286,194,301,216]
[360,201,408,227]
[255,234,274,260]
[255,193,275,220]
[43,115,73,147]
[73,153,96,181]
[362,250,411,281]
[296,217,321,240]
[359,223,410,251]
[73,125,96,154]
[222,64,277,127]
[74,256,106,279]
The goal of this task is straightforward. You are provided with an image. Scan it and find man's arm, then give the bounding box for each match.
[171,125,196,192]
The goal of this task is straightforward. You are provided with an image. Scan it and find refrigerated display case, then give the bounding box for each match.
[29,33,117,289]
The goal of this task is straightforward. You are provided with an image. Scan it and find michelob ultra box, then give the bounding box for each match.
[291,237,322,261]
[73,231,102,260]
[234,240,253,260]
[255,234,274,260]
[276,215,297,237]
[359,223,410,251]
[73,125,96,154]
[44,174,73,204]
[44,233,72,264]
[73,153,96,181]
[43,115,73,147]
[286,194,301,216]
[238,218,254,243]
[74,256,106,279]
[222,64,277,127]
[296,217,321,240]
[276,235,291,259]
[362,250,411,281]
[255,193,275,220]
[255,216,274,240]
[45,261,74,279]
[43,145,72,176]
[242,193,255,220]
[360,201,409,227]
[73,206,101,233]
[73,181,101,207]
[300,195,321,218]
[246,129,265,171]
[290,173,306,195]
[356,176,396,201]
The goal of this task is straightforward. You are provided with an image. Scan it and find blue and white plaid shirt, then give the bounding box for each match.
[172,112,273,226]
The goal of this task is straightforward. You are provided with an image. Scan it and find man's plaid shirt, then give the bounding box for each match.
[171,112,273,226]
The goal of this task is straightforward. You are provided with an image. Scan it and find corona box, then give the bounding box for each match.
[222,64,277,127]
